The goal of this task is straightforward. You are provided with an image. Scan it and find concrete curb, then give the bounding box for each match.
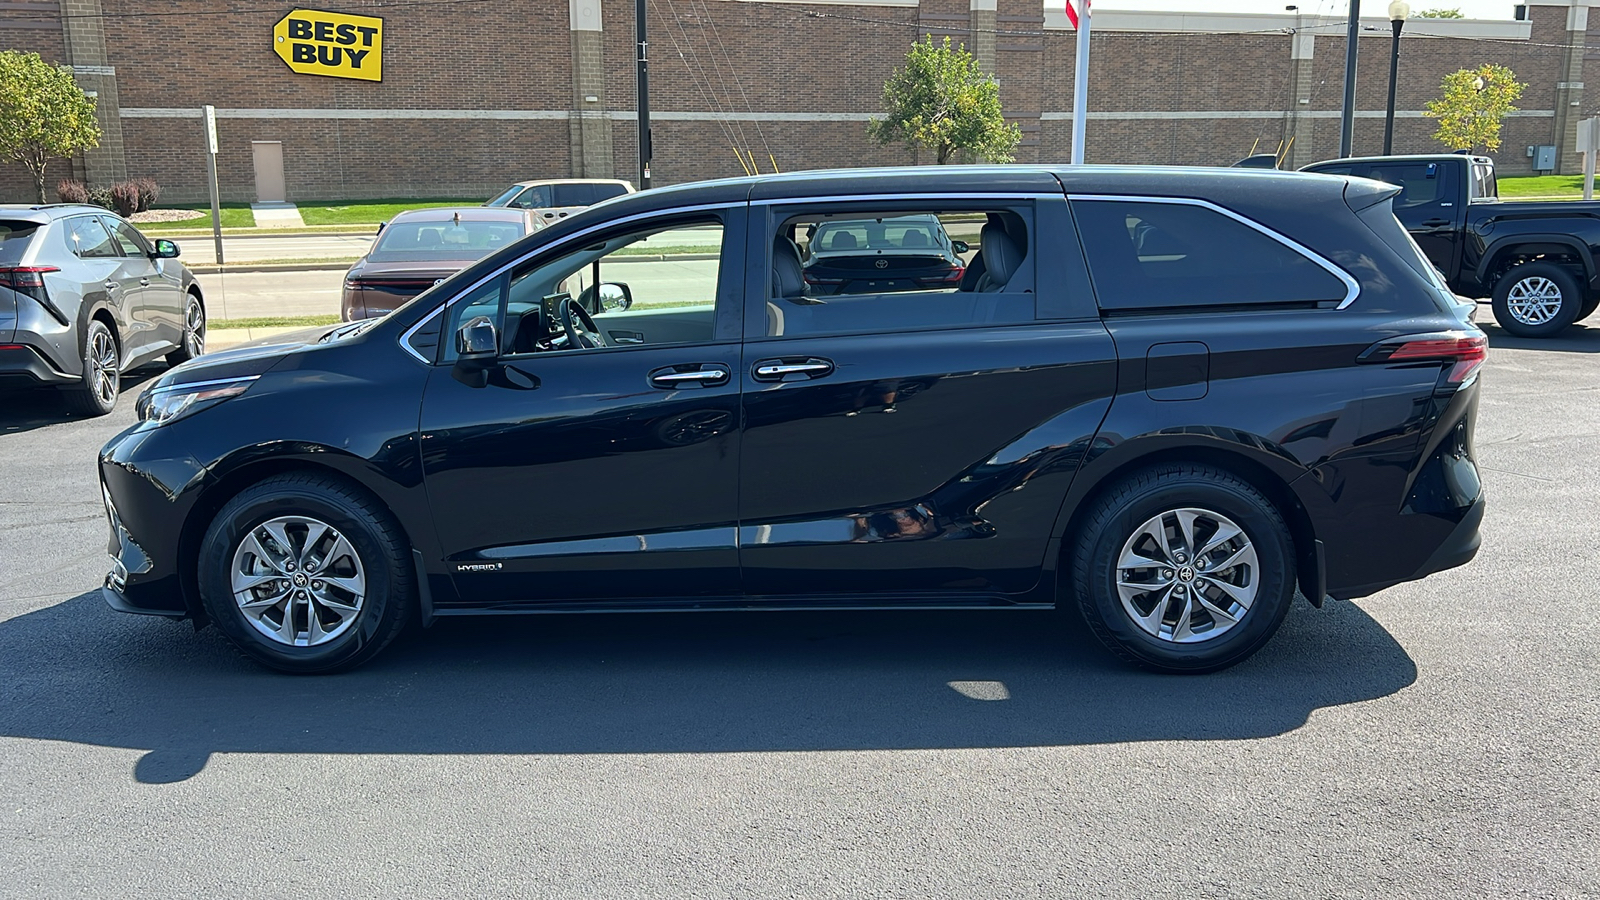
[151,228,380,240]
[188,251,719,276]
[190,261,354,275]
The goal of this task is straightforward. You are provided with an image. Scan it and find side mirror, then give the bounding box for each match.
[951,240,970,255]
[451,315,498,387]
[154,239,180,259]
[596,282,632,312]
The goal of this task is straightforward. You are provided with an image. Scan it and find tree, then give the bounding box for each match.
[1416,8,1466,17]
[0,51,101,203]
[868,36,1021,164]
[1424,64,1524,153]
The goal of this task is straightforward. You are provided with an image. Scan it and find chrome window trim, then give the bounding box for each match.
[1066,194,1362,310]
[398,201,737,364]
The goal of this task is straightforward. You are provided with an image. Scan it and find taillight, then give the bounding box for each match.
[0,266,59,296]
[1359,330,1488,386]
[914,266,965,287]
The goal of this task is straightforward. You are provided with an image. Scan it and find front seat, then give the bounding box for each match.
[974,222,1023,292]
[768,234,809,336]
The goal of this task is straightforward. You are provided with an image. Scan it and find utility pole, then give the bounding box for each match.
[1339,0,1361,157]
[635,0,651,189]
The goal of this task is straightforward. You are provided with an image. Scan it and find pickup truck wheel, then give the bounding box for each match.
[1492,263,1584,337]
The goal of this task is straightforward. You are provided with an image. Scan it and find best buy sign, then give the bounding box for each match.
[273,9,383,82]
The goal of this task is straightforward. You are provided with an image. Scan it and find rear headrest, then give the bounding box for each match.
[978,221,1023,288]
[901,230,929,248]
[829,231,858,250]
[772,234,806,299]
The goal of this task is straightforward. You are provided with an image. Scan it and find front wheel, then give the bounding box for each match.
[198,473,413,674]
[1069,465,1297,674]
[1492,263,1584,338]
[166,292,206,366]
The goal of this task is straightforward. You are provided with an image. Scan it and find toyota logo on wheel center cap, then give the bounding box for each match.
[1177,566,1195,582]
[293,572,308,586]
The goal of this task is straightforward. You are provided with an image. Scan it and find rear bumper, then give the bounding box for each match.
[0,344,77,385]
[1329,494,1484,600]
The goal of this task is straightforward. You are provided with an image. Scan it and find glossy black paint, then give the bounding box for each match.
[1302,154,1600,300]
[99,165,1483,628]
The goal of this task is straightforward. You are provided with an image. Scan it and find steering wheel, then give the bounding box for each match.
[560,296,608,349]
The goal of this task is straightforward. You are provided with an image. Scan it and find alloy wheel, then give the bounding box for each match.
[230,515,367,647]
[1506,276,1563,326]
[1114,507,1259,643]
[184,297,206,357]
[88,327,118,406]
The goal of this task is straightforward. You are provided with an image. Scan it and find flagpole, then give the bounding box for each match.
[1071,0,1090,164]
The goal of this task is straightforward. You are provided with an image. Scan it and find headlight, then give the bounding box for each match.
[136,376,258,426]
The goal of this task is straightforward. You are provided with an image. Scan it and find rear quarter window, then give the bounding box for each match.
[0,221,40,266]
[552,184,596,206]
[1073,199,1352,311]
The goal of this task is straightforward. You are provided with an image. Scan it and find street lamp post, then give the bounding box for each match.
[1383,0,1410,155]
[1339,0,1361,157]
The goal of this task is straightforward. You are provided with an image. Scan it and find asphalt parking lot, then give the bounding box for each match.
[1,317,1596,898]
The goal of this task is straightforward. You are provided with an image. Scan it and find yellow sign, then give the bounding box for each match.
[273,9,383,82]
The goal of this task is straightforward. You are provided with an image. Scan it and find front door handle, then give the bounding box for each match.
[648,364,730,389]
[752,357,834,382]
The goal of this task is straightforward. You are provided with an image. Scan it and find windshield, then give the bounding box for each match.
[368,219,524,262]
[0,221,40,266]
[485,186,522,207]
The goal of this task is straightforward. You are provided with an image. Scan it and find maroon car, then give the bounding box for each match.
[341,207,537,321]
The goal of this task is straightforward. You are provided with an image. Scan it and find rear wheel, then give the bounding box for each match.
[1069,465,1296,673]
[1492,263,1584,337]
[166,292,206,366]
[65,319,120,417]
[198,473,413,674]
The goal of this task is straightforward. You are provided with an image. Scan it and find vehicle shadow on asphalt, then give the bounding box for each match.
[0,592,1416,783]
[0,370,159,435]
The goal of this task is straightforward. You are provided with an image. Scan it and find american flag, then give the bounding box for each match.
[1064,0,1089,29]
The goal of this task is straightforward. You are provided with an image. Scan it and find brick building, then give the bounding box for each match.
[1,0,1595,204]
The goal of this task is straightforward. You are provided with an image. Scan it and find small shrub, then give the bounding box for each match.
[130,176,160,212]
[109,181,140,217]
[56,179,89,204]
[86,186,114,210]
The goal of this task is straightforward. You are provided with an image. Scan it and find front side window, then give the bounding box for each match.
[106,219,152,257]
[65,216,118,259]
[438,219,725,361]
[764,207,1034,338]
[1074,199,1349,310]
[509,185,553,209]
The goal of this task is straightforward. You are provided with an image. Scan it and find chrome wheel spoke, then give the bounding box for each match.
[1115,506,1257,644]
[231,514,365,648]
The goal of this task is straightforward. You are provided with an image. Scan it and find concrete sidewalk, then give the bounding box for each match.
[249,202,307,228]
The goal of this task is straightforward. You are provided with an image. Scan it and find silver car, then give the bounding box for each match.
[0,204,205,415]
[483,178,635,229]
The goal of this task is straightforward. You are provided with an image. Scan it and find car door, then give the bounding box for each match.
[1364,161,1462,276]
[737,195,1118,601]
[417,207,746,607]
[106,217,183,349]
[62,215,138,349]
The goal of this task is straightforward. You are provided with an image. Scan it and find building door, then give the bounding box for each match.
[251,141,286,202]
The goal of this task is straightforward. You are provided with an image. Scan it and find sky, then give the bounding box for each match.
[1093,0,1521,20]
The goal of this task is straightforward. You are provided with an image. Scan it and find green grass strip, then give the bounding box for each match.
[210,315,341,330]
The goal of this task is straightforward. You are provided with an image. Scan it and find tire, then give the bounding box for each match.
[64,318,120,417]
[1069,464,1296,674]
[198,473,414,674]
[166,292,206,367]
[1491,262,1584,338]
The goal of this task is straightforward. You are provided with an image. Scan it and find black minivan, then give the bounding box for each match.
[99,166,1486,674]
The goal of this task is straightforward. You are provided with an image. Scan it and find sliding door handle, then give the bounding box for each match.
[752,357,835,382]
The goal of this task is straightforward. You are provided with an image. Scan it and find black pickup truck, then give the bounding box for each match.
[1302,153,1600,337]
